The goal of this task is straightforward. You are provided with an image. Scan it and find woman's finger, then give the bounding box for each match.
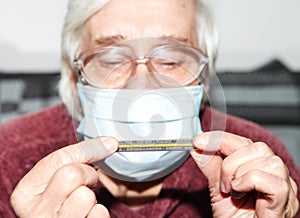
[221,142,274,193]
[88,204,111,218]
[192,131,252,193]
[231,170,289,218]
[35,163,99,215]
[58,186,97,218]
[10,137,118,217]
[20,137,118,191]
[235,155,289,181]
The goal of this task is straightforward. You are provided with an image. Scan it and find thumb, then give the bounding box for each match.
[23,136,119,185]
[191,131,252,193]
[190,148,223,189]
[190,131,225,187]
[78,136,119,163]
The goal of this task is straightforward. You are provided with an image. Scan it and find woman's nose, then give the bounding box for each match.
[122,58,162,89]
[131,57,151,76]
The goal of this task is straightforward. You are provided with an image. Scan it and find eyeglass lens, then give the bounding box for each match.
[76,38,208,88]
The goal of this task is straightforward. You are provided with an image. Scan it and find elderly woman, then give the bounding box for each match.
[0,0,299,217]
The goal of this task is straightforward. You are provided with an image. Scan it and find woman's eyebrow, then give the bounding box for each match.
[162,35,189,43]
[92,35,191,47]
[93,35,125,47]
[160,35,192,44]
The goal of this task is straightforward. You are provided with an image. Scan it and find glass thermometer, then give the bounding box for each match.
[118,138,194,152]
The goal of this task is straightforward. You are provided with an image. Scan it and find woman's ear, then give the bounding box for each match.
[62,59,83,120]
[65,60,79,92]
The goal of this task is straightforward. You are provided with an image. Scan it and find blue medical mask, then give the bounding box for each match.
[76,83,204,182]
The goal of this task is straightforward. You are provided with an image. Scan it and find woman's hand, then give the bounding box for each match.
[191,131,299,218]
[10,137,118,218]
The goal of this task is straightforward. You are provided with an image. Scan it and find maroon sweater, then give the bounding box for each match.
[0,104,299,217]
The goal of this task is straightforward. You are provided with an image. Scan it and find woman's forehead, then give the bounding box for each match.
[80,0,198,50]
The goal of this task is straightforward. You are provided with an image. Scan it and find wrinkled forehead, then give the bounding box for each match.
[80,0,198,51]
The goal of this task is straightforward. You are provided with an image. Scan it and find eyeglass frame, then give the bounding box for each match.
[73,38,209,88]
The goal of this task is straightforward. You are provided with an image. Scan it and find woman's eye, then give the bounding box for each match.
[100,60,123,68]
[158,61,179,69]
[163,62,177,66]
[96,54,128,68]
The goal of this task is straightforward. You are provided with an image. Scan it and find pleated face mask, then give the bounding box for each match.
[76,82,204,182]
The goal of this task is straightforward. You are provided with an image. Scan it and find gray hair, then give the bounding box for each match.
[59,0,219,120]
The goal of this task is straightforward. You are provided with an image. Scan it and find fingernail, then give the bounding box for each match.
[96,136,118,152]
[193,134,205,145]
[192,136,199,146]
[79,137,118,162]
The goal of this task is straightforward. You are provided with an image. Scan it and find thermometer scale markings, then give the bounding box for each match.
[118,139,194,152]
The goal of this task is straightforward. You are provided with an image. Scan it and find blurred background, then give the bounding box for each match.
[0,0,299,166]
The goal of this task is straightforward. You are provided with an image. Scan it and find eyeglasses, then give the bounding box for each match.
[74,38,208,88]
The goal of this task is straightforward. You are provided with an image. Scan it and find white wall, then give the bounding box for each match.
[0,0,299,72]
[0,0,68,72]
[206,0,300,71]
